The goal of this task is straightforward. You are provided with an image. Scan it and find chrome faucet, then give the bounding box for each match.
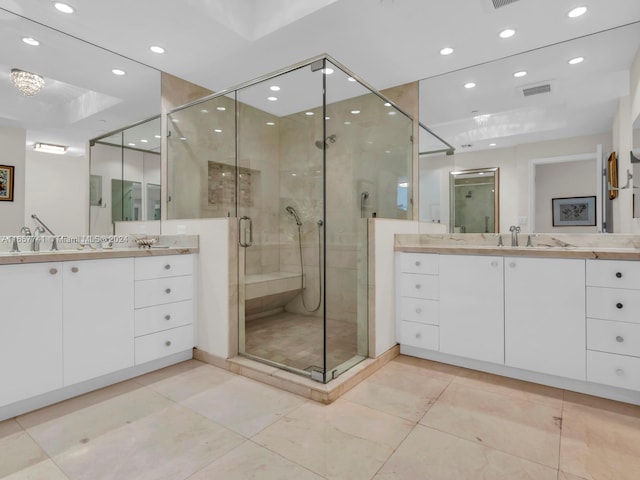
[32,226,45,252]
[509,225,521,247]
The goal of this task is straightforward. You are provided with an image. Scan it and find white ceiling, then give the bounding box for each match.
[0,0,639,154]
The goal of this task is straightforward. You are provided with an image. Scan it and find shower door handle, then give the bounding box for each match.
[238,216,253,247]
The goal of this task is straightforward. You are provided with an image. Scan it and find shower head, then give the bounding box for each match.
[285,205,302,226]
[315,134,337,150]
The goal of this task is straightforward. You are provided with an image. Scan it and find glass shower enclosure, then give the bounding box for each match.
[167,55,413,382]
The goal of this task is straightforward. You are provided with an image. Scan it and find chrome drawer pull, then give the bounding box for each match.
[616,303,623,309]
[165,288,171,294]
[165,315,171,321]
[164,264,171,270]
[416,308,422,314]
[616,336,624,343]
[71,266,78,273]
[165,340,172,347]
[415,261,421,267]
[616,368,624,376]
[415,284,421,289]
[49,268,58,275]
[415,332,422,339]
[616,272,623,278]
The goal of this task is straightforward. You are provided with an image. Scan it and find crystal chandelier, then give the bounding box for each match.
[10,68,45,96]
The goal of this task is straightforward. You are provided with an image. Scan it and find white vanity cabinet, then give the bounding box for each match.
[439,255,504,363]
[586,260,640,390]
[133,255,195,365]
[0,262,63,406]
[504,257,586,380]
[63,257,135,386]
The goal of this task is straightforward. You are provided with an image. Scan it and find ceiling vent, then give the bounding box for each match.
[490,0,521,9]
[523,84,551,97]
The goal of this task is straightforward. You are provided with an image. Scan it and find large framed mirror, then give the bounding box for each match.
[0,8,160,236]
[419,21,640,234]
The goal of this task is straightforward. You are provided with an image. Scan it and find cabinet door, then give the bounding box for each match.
[440,255,504,363]
[63,258,134,386]
[0,262,63,406]
[505,257,585,380]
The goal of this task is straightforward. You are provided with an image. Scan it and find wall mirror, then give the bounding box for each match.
[449,168,499,233]
[0,8,160,236]
[419,22,640,234]
[633,114,640,217]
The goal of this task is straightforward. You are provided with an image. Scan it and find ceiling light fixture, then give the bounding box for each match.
[214,129,222,133]
[141,139,148,143]
[149,45,165,54]
[321,68,334,75]
[128,143,135,147]
[53,2,74,14]
[388,111,397,116]
[217,106,226,111]
[440,47,454,55]
[489,143,497,146]
[10,69,45,96]
[266,121,275,126]
[269,85,280,91]
[347,77,356,82]
[22,37,40,46]
[305,111,314,116]
[267,96,278,101]
[568,56,584,65]
[464,82,477,89]
[499,28,516,39]
[351,110,360,114]
[154,135,161,138]
[112,69,125,75]
[200,109,209,113]
[513,71,527,78]
[34,142,67,154]
[568,6,587,18]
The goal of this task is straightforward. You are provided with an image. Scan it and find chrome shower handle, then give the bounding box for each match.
[238,216,253,247]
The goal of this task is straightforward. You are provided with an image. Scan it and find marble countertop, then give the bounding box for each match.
[0,235,199,265]
[395,233,640,260]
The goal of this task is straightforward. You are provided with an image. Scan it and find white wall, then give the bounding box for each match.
[0,126,26,234]
[24,151,88,234]
[534,160,598,233]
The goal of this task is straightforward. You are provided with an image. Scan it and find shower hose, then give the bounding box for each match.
[296,221,322,312]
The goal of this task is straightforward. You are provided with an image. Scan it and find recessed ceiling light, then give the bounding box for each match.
[464,82,476,89]
[266,121,275,126]
[513,71,527,78]
[351,110,361,114]
[171,119,179,123]
[568,6,587,18]
[267,96,278,101]
[54,2,74,14]
[384,102,391,107]
[291,173,297,176]
[440,47,454,55]
[325,116,330,120]
[141,139,148,143]
[154,135,161,138]
[385,150,391,154]
[201,109,209,113]
[22,37,40,46]
[217,106,226,111]
[305,111,314,116]
[568,56,584,65]
[180,137,187,141]
[344,121,352,125]
[499,28,516,39]
[388,111,397,116]
[321,68,334,75]
[269,85,280,91]
[128,143,135,147]
[489,143,497,146]
[149,45,165,54]
[112,69,125,76]
[347,77,356,82]
[214,129,222,133]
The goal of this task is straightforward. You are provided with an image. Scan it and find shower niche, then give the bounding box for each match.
[167,55,414,382]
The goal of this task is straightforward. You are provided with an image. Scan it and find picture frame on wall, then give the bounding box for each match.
[0,165,14,202]
[552,196,596,227]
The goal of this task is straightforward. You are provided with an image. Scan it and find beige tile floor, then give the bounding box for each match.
[2,355,640,480]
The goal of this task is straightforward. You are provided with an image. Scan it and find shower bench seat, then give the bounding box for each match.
[245,271,303,317]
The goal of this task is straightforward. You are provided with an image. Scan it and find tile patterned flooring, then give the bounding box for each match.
[244,311,358,372]
[2,355,640,479]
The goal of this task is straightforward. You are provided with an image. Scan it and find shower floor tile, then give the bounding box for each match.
[244,311,357,373]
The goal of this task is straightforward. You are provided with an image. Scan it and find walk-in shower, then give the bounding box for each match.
[166,54,414,382]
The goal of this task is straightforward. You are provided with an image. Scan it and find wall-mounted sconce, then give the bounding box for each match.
[34,142,67,154]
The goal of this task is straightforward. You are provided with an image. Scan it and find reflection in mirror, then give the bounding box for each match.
[89,116,161,235]
[419,22,640,233]
[633,115,640,217]
[449,168,499,233]
[0,9,160,235]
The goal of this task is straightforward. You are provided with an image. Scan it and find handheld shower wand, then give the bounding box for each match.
[285,205,302,226]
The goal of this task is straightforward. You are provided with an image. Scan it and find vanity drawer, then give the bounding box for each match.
[587,318,640,358]
[135,255,194,280]
[135,324,194,365]
[398,297,439,325]
[587,260,640,289]
[587,350,640,391]
[135,300,194,337]
[399,253,439,275]
[586,287,640,324]
[400,321,439,350]
[135,275,193,308]
[399,273,439,300]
